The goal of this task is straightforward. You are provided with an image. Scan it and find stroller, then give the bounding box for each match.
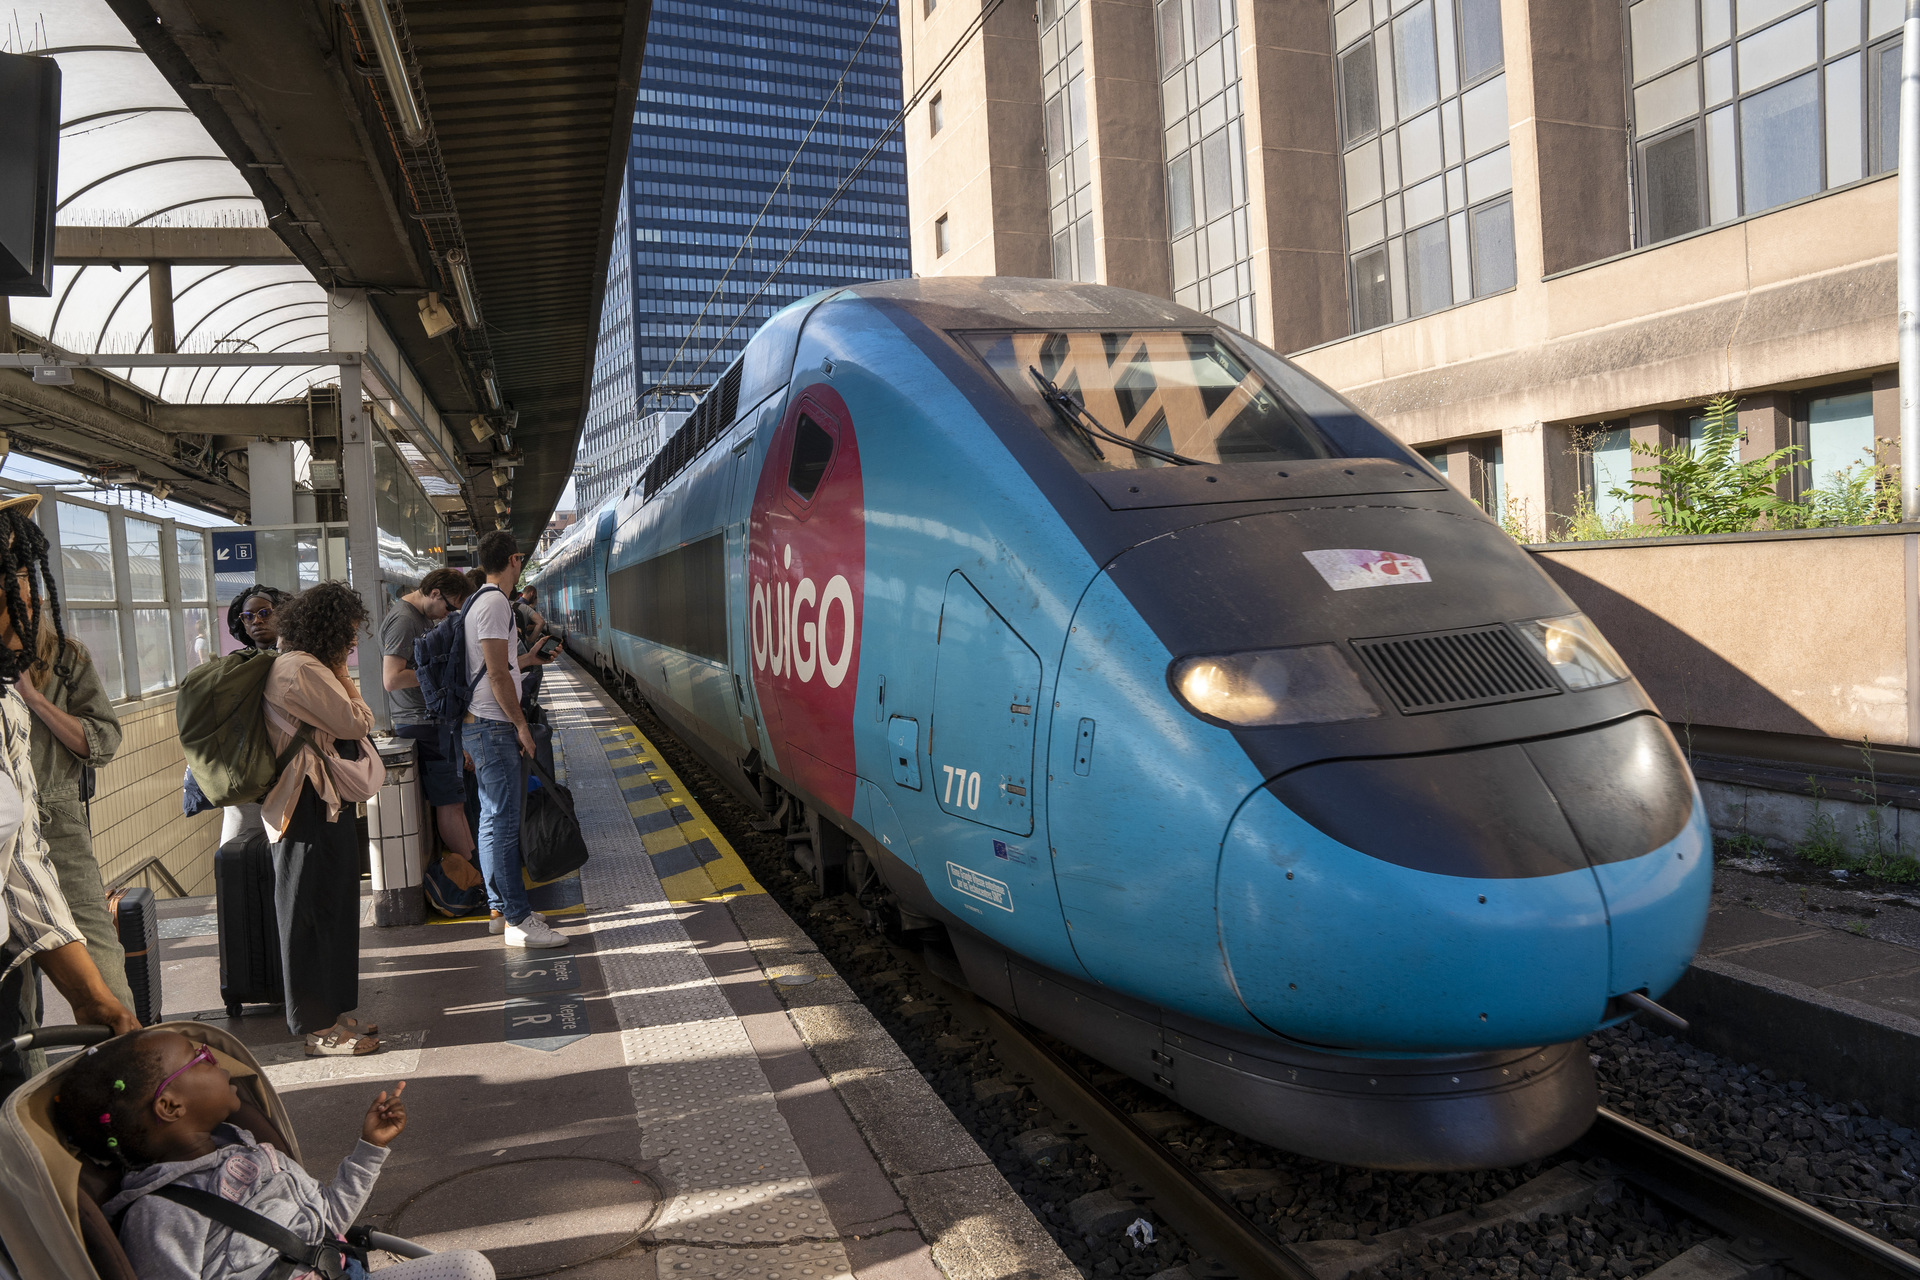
[0,1023,429,1280]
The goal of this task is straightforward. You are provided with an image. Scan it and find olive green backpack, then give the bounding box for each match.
[175,649,310,808]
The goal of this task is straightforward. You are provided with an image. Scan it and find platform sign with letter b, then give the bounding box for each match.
[212,530,258,613]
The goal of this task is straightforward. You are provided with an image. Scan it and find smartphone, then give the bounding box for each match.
[535,636,562,660]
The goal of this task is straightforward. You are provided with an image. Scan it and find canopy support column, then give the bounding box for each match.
[340,358,391,729]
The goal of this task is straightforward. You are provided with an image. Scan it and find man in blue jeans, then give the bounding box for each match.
[464,529,565,949]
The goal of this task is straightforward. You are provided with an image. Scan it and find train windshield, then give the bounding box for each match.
[965,330,1345,471]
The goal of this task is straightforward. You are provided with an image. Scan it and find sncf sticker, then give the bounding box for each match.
[947,862,1014,912]
[1303,548,1432,591]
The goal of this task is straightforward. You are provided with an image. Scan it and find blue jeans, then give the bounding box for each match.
[465,716,532,924]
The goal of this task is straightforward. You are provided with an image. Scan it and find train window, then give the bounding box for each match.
[788,414,835,502]
[964,329,1415,471]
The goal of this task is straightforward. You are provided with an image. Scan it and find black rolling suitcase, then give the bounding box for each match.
[109,886,163,1025]
[214,832,283,1018]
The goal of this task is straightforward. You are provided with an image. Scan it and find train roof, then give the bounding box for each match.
[834,276,1216,337]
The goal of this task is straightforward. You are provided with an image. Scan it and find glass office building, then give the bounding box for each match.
[578,177,639,513]
[619,0,911,432]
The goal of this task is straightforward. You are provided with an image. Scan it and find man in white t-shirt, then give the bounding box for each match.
[463,530,564,949]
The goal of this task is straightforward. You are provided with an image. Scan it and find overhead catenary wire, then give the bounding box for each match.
[648,0,895,401]
[678,0,1007,385]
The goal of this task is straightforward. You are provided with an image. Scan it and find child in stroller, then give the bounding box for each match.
[53,1029,491,1280]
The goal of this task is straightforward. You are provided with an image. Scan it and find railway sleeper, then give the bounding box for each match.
[1290,1163,1620,1280]
[1636,1238,1782,1280]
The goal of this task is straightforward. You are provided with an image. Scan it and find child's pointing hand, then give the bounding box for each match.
[362,1080,407,1148]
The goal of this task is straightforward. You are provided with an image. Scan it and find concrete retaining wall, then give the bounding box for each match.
[1531,527,1915,747]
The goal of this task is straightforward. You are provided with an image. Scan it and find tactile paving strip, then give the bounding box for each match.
[542,670,851,1267]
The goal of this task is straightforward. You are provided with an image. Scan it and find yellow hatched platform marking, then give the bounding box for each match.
[594,725,763,904]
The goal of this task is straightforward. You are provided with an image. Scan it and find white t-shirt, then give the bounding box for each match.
[464,586,522,722]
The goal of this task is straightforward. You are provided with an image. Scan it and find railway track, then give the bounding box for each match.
[932,965,1920,1280]
[599,673,1920,1280]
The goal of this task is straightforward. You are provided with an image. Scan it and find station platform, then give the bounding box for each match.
[45,661,1073,1280]
[1664,870,1920,1131]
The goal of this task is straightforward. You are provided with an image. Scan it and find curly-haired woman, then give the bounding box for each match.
[260,582,385,1055]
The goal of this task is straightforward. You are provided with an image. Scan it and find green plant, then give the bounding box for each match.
[1847,920,1871,937]
[1795,776,1852,868]
[1497,493,1534,543]
[1772,438,1901,530]
[1844,739,1920,881]
[1722,832,1766,858]
[1609,395,1801,535]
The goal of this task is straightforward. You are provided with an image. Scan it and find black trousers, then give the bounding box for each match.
[0,945,41,1097]
[273,781,362,1037]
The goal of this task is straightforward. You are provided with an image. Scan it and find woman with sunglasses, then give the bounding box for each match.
[209,586,290,847]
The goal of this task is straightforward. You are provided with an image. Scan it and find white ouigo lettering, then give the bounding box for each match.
[752,547,857,689]
[792,577,819,682]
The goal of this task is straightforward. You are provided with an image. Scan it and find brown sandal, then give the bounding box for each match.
[305,1028,380,1057]
[333,1015,379,1037]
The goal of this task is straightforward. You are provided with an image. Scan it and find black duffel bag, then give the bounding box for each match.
[523,754,589,883]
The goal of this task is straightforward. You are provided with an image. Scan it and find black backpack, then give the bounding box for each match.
[413,584,500,721]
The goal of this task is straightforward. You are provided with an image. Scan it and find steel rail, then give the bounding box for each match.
[1576,1108,1920,1280]
[925,974,1316,1280]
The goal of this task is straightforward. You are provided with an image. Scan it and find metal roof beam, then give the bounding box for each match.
[54,225,301,265]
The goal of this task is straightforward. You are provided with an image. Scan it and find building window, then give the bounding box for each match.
[1332,0,1515,332]
[935,214,951,256]
[930,92,944,135]
[1038,0,1097,282]
[1627,0,1902,247]
[1154,0,1256,332]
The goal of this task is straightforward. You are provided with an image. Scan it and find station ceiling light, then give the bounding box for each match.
[481,368,502,411]
[356,0,428,144]
[445,249,481,328]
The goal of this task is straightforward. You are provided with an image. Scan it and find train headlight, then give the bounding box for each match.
[1515,613,1630,690]
[1169,645,1381,727]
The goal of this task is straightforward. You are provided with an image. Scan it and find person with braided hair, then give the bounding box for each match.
[17,511,132,1033]
[53,1029,493,1280]
[0,494,138,1096]
[211,584,291,848]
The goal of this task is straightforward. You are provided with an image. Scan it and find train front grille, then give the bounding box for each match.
[1351,625,1559,714]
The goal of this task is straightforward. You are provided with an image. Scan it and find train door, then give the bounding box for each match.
[746,386,864,820]
[728,400,782,756]
[590,509,615,664]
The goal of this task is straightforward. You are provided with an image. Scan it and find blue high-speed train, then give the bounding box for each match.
[532,278,1711,1170]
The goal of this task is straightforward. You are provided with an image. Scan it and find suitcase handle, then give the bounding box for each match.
[7,1023,114,1054]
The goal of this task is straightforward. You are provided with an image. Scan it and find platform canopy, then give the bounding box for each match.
[2,0,646,544]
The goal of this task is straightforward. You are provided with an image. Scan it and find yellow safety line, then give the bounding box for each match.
[589,712,764,905]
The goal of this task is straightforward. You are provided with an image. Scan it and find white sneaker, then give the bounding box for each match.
[505,914,568,949]
[490,909,542,936]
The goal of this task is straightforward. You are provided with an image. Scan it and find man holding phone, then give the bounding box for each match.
[514,585,550,713]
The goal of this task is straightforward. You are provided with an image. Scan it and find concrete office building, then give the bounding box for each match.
[902,0,1901,538]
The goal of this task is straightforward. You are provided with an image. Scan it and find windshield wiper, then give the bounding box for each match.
[1027,366,1201,467]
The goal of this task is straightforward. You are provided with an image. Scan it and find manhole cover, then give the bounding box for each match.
[386,1156,660,1278]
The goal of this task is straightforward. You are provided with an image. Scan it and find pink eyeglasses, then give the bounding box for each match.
[152,1044,216,1100]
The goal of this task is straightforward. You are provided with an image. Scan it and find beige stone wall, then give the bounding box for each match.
[902,0,1048,278]
[91,691,221,899]
[1532,530,1913,746]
